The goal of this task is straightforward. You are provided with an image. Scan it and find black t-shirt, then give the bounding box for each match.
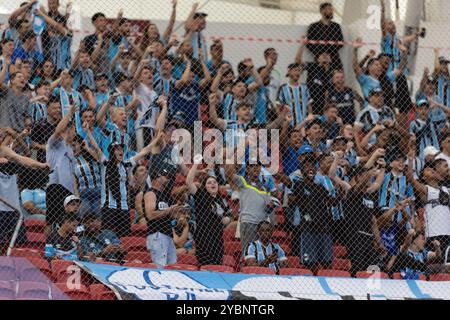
[291,179,334,233]
[306,21,344,70]
[305,62,332,113]
[343,190,378,236]
[46,230,77,253]
[148,145,179,194]
[329,86,356,124]
[30,119,57,163]
[146,187,174,237]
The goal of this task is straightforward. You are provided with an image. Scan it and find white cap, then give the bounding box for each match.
[424,146,439,158]
[64,195,81,207]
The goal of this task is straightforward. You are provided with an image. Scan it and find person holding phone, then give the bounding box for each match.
[244,221,288,274]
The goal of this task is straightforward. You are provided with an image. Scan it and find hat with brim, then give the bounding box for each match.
[64,195,81,207]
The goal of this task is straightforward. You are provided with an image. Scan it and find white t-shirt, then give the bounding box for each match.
[134,83,159,129]
[425,186,450,238]
[436,152,450,169]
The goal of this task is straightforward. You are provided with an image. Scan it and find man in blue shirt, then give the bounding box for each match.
[11,30,44,71]
[244,221,288,274]
[80,214,127,262]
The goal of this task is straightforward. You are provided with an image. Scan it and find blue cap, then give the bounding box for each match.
[298,145,315,156]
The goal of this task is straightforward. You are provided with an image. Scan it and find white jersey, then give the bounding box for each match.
[134,83,159,129]
[425,186,450,238]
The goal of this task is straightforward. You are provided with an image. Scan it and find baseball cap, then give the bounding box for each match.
[151,167,170,180]
[417,99,430,108]
[168,111,187,128]
[113,72,131,86]
[424,146,439,158]
[193,12,208,19]
[368,87,383,97]
[298,145,315,156]
[439,56,450,64]
[64,195,81,207]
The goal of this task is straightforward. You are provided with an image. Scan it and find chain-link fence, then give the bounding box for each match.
[0,0,449,300]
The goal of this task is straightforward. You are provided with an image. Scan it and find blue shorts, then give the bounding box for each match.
[300,232,333,265]
[147,232,177,268]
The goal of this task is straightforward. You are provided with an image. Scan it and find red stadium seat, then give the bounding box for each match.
[223,228,237,242]
[272,230,289,244]
[0,281,15,300]
[279,243,292,256]
[120,237,147,252]
[18,281,50,299]
[51,260,76,283]
[355,271,389,279]
[332,258,352,272]
[317,270,351,278]
[25,232,46,249]
[89,284,117,300]
[286,256,305,269]
[279,268,314,276]
[131,224,148,237]
[224,241,242,257]
[242,266,276,275]
[125,251,152,264]
[123,263,158,269]
[165,264,198,271]
[429,274,450,282]
[222,255,238,270]
[200,265,235,273]
[333,246,348,259]
[10,248,42,259]
[392,273,427,281]
[24,220,46,233]
[176,254,198,266]
[56,283,90,300]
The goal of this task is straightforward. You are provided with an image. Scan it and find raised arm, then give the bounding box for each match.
[380,0,387,38]
[174,56,192,89]
[0,146,48,170]
[9,1,37,24]
[163,0,177,44]
[352,38,364,77]
[132,131,164,162]
[366,167,385,194]
[186,160,201,195]
[294,36,307,65]
[208,93,226,131]
[245,59,262,93]
[434,48,441,75]
[53,105,77,140]
[96,94,116,129]
[91,32,105,65]
[35,8,67,35]
[199,56,212,89]
[184,2,199,33]
[210,64,228,94]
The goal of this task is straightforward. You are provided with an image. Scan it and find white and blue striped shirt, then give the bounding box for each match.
[277,83,310,126]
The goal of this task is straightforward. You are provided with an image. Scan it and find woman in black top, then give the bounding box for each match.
[187,157,232,266]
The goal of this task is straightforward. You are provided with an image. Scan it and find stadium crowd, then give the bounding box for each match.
[0,0,449,281]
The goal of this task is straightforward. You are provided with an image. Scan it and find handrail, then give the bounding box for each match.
[0,195,24,257]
